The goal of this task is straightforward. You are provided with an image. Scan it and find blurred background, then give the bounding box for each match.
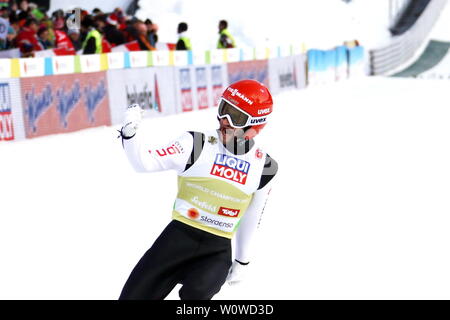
[0,0,450,300]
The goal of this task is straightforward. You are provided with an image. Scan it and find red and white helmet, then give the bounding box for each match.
[218,79,273,139]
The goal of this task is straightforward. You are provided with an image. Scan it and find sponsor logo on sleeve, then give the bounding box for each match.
[150,141,184,156]
[210,154,250,184]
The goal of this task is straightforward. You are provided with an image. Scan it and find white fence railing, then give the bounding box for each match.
[370,0,447,75]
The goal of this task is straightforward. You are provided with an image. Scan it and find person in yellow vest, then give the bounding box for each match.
[175,22,191,50]
[81,15,102,54]
[118,79,278,300]
[217,19,236,49]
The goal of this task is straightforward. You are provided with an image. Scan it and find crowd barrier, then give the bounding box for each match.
[0,44,364,142]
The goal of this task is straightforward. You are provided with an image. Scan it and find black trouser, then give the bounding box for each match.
[119,220,232,300]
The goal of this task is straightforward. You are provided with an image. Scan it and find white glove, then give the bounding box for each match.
[226,260,249,285]
[120,104,144,138]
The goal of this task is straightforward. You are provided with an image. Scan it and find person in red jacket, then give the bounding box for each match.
[51,14,76,55]
[54,29,76,55]
[15,17,43,57]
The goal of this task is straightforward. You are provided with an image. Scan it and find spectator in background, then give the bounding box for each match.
[37,26,52,49]
[136,20,154,50]
[92,8,103,16]
[176,22,191,50]
[0,6,10,49]
[53,12,75,55]
[51,9,65,31]
[18,0,28,14]
[68,29,81,51]
[6,17,19,50]
[92,16,113,53]
[217,19,235,49]
[81,14,102,54]
[28,2,45,21]
[148,22,158,48]
[97,13,125,47]
[17,0,30,22]
[15,17,43,56]
[125,19,154,51]
[111,7,127,31]
[9,1,19,14]
[39,15,54,42]
[144,18,158,48]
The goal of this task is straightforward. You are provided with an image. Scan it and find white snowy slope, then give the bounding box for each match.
[135,0,392,50]
[1,76,450,299]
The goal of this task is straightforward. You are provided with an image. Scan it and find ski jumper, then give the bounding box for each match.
[119,129,277,300]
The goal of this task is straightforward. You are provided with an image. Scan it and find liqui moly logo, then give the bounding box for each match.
[24,84,53,133]
[56,81,81,128]
[210,154,250,185]
[84,80,106,123]
[218,207,240,218]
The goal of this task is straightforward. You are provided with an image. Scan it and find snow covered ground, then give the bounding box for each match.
[1,76,450,299]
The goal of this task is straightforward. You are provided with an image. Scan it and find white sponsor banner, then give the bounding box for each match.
[174,63,228,114]
[19,58,45,77]
[294,53,307,89]
[279,45,292,57]
[210,49,225,65]
[225,48,240,63]
[80,54,101,73]
[268,46,280,59]
[34,49,55,58]
[0,78,26,141]
[107,52,125,69]
[107,66,177,125]
[152,50,170,66]
[210,64,228,106]
[240,47,254,61]
[268,56,298,95]
[173,51,189,66]
[0,48,20,59]
[292,43,305,55]
[0,59,11,78]
[129,51,148,68]
[254,47,268,60]
[192,50,206,65]
[52,55,75,75]
[175,198,238,233]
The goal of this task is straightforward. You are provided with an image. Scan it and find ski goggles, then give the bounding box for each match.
[218,98,268,128]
